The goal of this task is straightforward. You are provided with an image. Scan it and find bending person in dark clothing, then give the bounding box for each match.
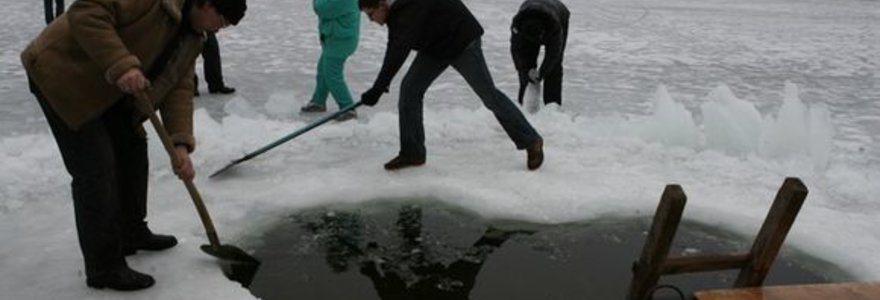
[22,0,246,291]
[358,0,544,171]
[510,0,569,106]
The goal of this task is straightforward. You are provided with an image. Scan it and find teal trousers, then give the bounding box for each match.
[310,47,354,108]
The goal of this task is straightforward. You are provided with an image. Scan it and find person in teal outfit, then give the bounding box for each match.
[301,0,361,122]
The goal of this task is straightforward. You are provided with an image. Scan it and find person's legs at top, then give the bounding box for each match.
[202,33,235,94]
[43,0,54,24]
[54,0,64,19]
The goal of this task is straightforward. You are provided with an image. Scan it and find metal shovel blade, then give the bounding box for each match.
[201,244,261,287]
[208,159,242,178]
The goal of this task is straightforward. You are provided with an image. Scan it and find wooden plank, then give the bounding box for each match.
[735,177,808,287]
[627,184,687,300]
[660,252,750,275]
[695,282,880,300]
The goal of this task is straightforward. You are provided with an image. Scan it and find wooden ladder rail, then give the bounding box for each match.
[627,177,809,300]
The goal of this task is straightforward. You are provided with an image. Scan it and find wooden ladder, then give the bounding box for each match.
[627,177,809,300]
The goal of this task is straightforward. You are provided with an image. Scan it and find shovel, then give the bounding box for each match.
[209,101,363,178]
[133,92,260,286]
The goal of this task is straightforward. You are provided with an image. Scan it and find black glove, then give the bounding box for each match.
[361,87,384,106]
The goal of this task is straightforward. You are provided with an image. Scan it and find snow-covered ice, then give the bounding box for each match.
[1,0,878,299]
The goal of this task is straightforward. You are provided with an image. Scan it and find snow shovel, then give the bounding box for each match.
[209,101,363,178]
[133,92,260,286]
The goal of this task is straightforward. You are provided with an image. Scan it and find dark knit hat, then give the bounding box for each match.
[211,0,247,25]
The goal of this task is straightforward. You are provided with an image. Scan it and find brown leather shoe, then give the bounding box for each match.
[526,139,543,170]
[384,155,426,170]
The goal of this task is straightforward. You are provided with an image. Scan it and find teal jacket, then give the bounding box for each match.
[314,0,360,57]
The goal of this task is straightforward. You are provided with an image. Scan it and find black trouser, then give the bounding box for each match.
[398,40,542,159]
[43,0,64,24]
[195,33,225,91]
[517,64,563,105]
[514,47,564,106]
[31,82,148,277]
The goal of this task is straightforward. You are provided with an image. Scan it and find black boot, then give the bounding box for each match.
[86,266,155,291]
[383,155,426,170]
[123,225,178,255]
[209,86,236,94]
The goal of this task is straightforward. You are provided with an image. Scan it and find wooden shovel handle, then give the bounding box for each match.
[133,92,221,248]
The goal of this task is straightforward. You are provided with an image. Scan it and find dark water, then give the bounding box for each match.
[244,201,847,300]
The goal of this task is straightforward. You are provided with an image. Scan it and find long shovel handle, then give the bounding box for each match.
[209,101,363,178]
[134,92,221,248]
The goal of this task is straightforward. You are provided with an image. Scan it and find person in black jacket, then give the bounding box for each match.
[510,0,569,106]
[359,0,544,171]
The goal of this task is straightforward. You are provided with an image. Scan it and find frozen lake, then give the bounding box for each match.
[0,0,878,299]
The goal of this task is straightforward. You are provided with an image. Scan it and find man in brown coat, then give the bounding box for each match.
[21,0,245,291]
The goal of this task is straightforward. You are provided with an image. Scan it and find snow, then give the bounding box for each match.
[1,0,879,299]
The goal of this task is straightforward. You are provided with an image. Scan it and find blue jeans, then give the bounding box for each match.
[397,39,541,158]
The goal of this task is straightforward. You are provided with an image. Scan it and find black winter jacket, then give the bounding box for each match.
[511,0,569,74]
[371,0,484,91]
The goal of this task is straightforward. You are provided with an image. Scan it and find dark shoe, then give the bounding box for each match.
[86,266,155,291]
[300,102,327,113]
[123,228,178,256]
[209,86,236,94]
[526,139,543,170]
[384,155,426,170]
[335,110,357,122]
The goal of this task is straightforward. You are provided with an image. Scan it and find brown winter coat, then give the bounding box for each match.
[21,0,204,150]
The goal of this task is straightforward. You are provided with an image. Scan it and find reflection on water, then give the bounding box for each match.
[358,205,534,300]
[247,201,847,300]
